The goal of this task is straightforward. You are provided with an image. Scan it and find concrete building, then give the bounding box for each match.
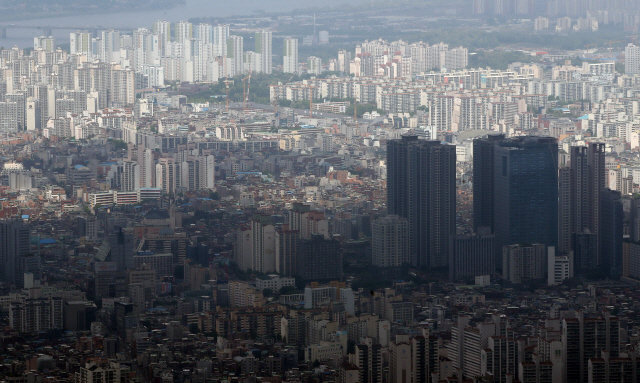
[283,37,298,74]
[449,231,495,282]
[547,247,574,286]
[502,244,546,284]
[387,136,456,268]
[372,215,409,268]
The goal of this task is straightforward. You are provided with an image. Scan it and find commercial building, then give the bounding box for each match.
[0,220,34,287]
[491,137,558,269]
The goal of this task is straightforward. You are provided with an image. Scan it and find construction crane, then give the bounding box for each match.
[584,43,597,53]
[605,40,624,55]
[242,70,252,114]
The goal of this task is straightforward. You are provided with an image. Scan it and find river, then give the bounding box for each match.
[0,0,359,48]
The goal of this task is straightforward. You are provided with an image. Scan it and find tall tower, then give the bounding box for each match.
[283,37,299,74]
[70,30,92,57]
[255,30,272,74]
[600,189,623,275]
[174,21,193,45]
[213,24,229,58]
[227,35,244,76]
[493,137,558,268]
[559,143,605,269]
[100,29,120,63]
[387,135,456,267]
[472,133,505,233]
[0,220,32,287]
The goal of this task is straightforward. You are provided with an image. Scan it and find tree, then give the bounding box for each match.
[263,288,273,297]
[189,323,200,334]
[280,285,297,295]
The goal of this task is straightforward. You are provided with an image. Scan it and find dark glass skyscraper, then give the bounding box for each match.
[387,135,456,268]
[474,136,558,269]
[0,220,33,287]
[558,143,605,270]
[472,133,505,233]
[600,189,623,276]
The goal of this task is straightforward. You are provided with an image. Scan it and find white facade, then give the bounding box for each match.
[283,37,299,74]
[547,246,574,285]
[626,44,640,75]
[255,30,272,74]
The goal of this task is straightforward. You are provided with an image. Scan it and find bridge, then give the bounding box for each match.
[0,24,138,38]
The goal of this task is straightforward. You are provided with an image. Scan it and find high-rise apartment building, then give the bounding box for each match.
[502,244,546,283]
[213,24,229,58]
[227,35,244,76]
[34,36,55,52]
[275,225,299,277]
[251,214,276,273]
[387,135,456,267]
[255,30,272,74]
[175,21,193,45]
[122,160,140,192]
[625,43,640,75]
[70,31,92,56]
[355,340,383,383]
[563,312,620,382]
[100,29,120,63]
[9,297,63,332]
[283,37,299,74]
[307,56,322,75]
[562,144,605,261]
[372,215,409,268]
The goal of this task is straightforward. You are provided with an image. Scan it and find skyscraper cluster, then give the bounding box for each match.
[68,21,272,85]
[351,40,468,77]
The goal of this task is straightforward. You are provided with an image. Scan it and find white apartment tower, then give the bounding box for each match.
[195,23,213,44]
[153,20,171,55]
[227,35,244,76]
[283,37,299,74]
[626,43,640,75]
[34,36,55,52]
[175,21,193,45]
[142,148,154,188]
[198,155,215,190]
[213,24,229,57]
[70,31,92,56]
[255,30,272,74]
[101,29,120,63]
[122,161,140,192]
[307,56,322,75]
